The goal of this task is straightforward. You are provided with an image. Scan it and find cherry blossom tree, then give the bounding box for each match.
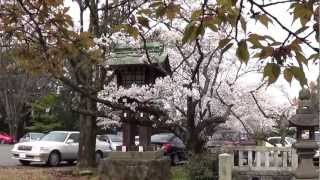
[0,0,318,166]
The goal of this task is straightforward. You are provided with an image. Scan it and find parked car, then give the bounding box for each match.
[11,131,111,166]
[98,134,123,151]
[206,130,255,148]
[19,132,45,142]
[0,132,15,144]
[266,137,296,147]
[151,133,187,165]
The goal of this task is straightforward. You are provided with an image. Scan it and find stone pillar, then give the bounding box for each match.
[293,141,319,180]
[219,153,232,180]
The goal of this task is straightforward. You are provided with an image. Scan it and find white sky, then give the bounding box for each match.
[64,0,319,102]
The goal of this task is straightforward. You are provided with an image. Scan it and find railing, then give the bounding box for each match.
[216,146,298,171]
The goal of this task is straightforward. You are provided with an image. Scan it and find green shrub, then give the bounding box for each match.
[171,166,189,180]
[185,154,217,180]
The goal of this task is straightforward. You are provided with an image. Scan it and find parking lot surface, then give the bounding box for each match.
[0,145,18,166]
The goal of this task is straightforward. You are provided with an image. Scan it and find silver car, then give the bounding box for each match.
[11,131,111,166]
[97,134,123,151]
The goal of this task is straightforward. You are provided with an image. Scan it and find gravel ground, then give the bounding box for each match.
[0,167,98,180]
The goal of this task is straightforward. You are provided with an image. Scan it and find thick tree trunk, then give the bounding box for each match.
[8,119,15,136]
[7,114,27,141]
[186,96,205,154]
[77,96,97,168]
[15,119,25,141]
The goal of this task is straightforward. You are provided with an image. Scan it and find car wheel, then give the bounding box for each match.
[95,151,103,164]
[19,160,30,166]
[0,140,4,144]
[47,151,60,166]
[172,154,180,165]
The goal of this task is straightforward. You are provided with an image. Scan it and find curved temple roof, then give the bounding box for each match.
[108,42,168,66]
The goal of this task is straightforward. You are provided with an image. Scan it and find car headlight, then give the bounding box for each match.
[40,147,50,152]
[12,144,18,151]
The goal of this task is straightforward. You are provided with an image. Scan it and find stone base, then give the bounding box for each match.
[98,151,170,180]
[232,170,293,180]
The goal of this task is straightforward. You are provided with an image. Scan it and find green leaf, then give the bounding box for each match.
[308,53,320,62]
[292,3,313,26]
[166,3,180,20]
[218,38,232,49]
[290,66,307,86]
[252,53,261,58]
[258,14,273,28]
[263,63,281,84]
[289,39,302,52]
[137,9,152,15]
[155,6,166,17]
[248,34,263,49]
[263,35,276,42]
[217,0,233,8]
[149,1,163,8]
[236,40,249,64]
[182,22,198,44]
[191,10,202,20]
[294,26,309,35]
[127,26,139,39]
[137,16,149,28]
[203,17,218,32]
[295,51,308,66]
[269,42,282,46]
[283,68,293,84]
[259,47,274,59]
[221,43,234,54]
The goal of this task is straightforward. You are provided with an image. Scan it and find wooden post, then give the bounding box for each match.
[138,126,151,147]
[238,151,243,166]
[248,150,253,167]
[219,153,232,180]
[123,123,137,148]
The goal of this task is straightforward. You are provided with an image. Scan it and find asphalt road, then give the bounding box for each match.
[0,145,18,166]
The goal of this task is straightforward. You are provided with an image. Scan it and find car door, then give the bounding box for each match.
[64,133,79,160]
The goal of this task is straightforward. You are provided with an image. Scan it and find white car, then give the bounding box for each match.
[267,137,296,147]
[11,131,111,166]
[98,134,123,151]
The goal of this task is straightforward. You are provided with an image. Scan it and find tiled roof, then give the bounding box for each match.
[108,42,168,66]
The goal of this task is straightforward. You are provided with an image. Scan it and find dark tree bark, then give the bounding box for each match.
[78,96,97,168]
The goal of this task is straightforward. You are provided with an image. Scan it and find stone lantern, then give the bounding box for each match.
[98,43,171,180]
[108,42,171,151]
[289,88,319,179]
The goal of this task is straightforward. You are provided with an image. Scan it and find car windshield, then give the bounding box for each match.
[30,133,44,140]
[108,135,122,142]
[151,133,174,143]
[41,132,68,142]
